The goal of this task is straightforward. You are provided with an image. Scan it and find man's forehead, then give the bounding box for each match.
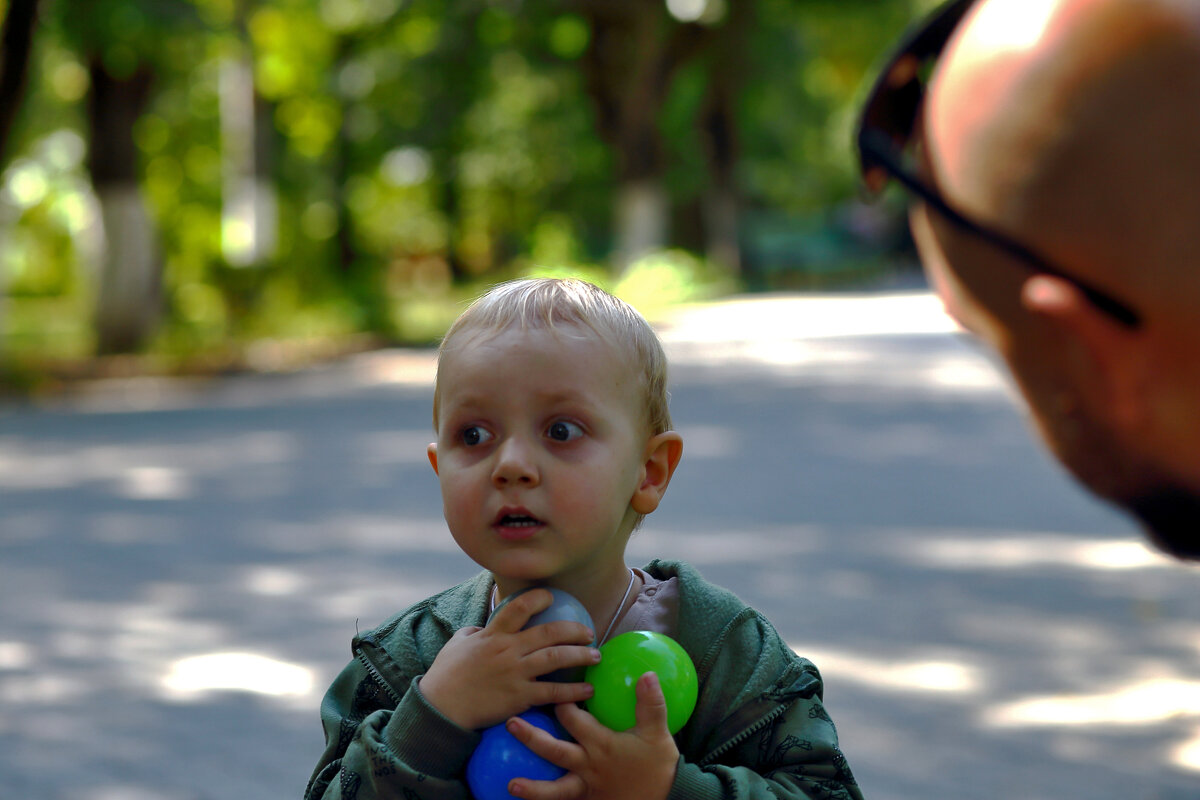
[925,3,1051,206]
[954,0,1057,60]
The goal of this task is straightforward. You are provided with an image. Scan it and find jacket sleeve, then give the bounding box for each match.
[669,610,864,800]
[304,660,481,800]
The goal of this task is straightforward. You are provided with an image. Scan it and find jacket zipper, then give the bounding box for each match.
[698,701,792,767]
[356,648,403,706]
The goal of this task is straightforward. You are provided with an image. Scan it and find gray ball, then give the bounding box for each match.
[490,587,597,682]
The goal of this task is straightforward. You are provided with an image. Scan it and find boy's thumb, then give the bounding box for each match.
[634,671,669,733]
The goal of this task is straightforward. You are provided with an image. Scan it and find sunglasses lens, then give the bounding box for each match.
[875,57,924,141]
[858,59,923,190]
[857,0,977,185]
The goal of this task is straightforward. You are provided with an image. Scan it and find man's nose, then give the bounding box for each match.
[492,436,539,488]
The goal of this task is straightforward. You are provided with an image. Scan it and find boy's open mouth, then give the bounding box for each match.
[494,509,543,541]
[497,513,541,528]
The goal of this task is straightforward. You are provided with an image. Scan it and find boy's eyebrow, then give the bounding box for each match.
[536,385,636,418]
[437,392,489,416]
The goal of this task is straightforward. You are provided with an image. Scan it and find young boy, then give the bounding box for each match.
[305,278,863,800]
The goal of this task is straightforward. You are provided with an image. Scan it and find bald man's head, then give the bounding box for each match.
[927,0,1200,319]
[906,0,1200,553]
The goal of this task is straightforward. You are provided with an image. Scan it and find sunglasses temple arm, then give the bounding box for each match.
[862,140,1141,329]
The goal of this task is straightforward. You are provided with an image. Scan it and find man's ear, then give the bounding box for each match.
[631,432,684,515]
[1021,275,1149,429]
[427,443,439,475]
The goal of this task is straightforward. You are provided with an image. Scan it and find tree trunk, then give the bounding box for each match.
[0,0,40,168]
[698,0,752,273]
[613,179,669,268]
[220,0,275,268]
[333,36,357,276]
[0,0,42,360]
[220,44,276,267]
[577,2,711,271]
[87,60,160,355]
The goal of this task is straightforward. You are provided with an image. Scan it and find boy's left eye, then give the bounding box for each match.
[546,420,584,442]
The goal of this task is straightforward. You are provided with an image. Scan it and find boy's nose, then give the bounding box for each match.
[491,438,539,487]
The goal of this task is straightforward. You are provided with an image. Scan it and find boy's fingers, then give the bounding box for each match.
[508,773,586,800]
[505,715,578,770]
[489,589,554,633]
[530,644,601,677]
[522,620,596,648]
[533,678,594,708]
[634,671,670,734]
[504,714,590,799]
[553,698,606,743]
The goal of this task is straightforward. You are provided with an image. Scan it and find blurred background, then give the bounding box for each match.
[0,0,925,388]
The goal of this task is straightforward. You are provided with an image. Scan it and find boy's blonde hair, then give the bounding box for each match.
[433,278,672,436]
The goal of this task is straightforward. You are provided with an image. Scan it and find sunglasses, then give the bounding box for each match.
[854,0,1141,328]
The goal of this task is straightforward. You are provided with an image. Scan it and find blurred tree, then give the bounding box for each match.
[60,0,199,354]
[0,0,42,359]
[574,0,713,270]
[221,0,277,270]
[0,0,931,369]
[0,0,41,168]
[694,0,750,273]
[85,58,158,354]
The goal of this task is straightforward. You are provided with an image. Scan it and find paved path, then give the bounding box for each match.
[2,290,1197,799]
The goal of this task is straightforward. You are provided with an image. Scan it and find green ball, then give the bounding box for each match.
[584,631,698,734]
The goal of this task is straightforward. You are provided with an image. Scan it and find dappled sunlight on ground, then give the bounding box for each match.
[1173,729,1200,772]
[897,534,1172,571]
[984,676,1200,728]
[658,292,959,341]
[659,291,1009,397]
[794,645,984,695]
[983,676,1200,774]
[627,525,825,565]
[161,652,315,704]
[659,297,1012,412]
[351,349,439,387]
[0,430,302,494]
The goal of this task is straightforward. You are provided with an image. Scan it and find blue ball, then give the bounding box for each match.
[490,587,596,682]
[466,709,567,800]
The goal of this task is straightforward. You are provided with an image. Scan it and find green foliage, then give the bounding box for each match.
[741,0,923,214]
[614,250,737,319]
[0,0,925,376]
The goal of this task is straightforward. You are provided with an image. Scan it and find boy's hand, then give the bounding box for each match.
[418,588,600,731]
[504,672,679,800]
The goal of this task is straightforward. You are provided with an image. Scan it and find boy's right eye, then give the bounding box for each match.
[461,425,494,447]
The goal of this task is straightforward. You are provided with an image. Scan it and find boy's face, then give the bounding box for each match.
[428,324,654,593]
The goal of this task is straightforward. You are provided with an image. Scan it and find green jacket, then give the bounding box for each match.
[305,560,863,800]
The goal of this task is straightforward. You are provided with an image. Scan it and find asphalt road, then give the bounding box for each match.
[2,290,1198,800]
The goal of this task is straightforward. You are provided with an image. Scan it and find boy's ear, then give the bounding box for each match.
[427,443,439,475]
[1021,275,1149,429]
[631,432,683,515]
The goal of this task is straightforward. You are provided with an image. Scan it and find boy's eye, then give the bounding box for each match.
[461,425,494,446]
[546,421,583,442]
